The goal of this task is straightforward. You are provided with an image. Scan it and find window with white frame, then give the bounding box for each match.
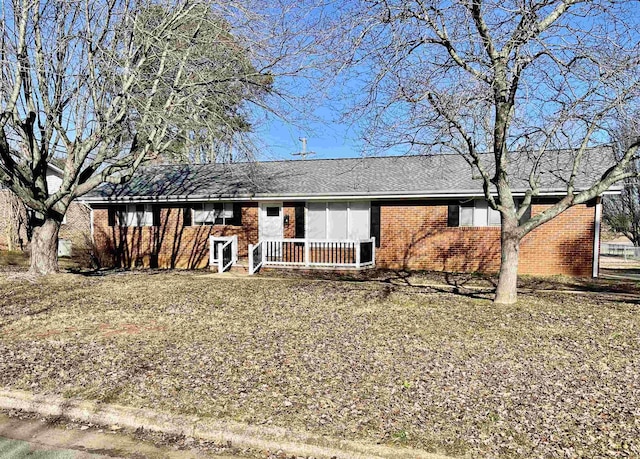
[119,204,153,227]
[307,201,370,240]
[460,200,501,227]
[193,203,234,225]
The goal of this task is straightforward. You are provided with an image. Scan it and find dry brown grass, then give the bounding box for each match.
[1,270,639,458]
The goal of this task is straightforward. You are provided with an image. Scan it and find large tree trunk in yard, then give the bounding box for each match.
[29,218,61,275]
[495,221,521,305]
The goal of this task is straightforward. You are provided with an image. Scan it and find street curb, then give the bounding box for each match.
[0,389,451,459]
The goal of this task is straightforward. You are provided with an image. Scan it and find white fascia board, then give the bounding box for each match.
[82,187,622,205]
[47,163,65,175]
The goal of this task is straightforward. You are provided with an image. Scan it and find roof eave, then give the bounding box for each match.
[81,186,623,204]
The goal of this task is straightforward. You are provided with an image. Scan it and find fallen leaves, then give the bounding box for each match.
[0,271,639,458]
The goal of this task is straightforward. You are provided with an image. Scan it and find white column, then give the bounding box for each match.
[372,237,376,266]
[592,198,602,278]
[304,240,310,267]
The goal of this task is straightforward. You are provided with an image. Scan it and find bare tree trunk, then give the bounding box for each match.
[29,218,60,275]
[495,218,520,304]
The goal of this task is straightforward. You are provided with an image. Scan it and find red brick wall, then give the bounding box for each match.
[92,203,259,269]
[283,202,301,239]
[375,200,596,276]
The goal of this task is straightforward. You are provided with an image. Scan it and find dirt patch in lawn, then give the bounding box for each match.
[1,271,639,458]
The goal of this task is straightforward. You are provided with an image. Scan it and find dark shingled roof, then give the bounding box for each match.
[85,147,621,201]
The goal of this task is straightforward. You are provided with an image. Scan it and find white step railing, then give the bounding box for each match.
[248,238,375,274]
[209,235,238,273]
[248,242,264,275]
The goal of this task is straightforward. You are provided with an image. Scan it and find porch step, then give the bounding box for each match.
[229,257,249,274]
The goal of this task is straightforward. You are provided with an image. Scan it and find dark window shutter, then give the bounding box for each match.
[109,205,126,226]
[295,203,305,238]
[152,205,161,227]
[183,206,192,227]
[447,203,460,227]
[370,202,381,247]
[231,203,242,226]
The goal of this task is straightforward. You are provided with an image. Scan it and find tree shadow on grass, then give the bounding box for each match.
[0,305,52,330]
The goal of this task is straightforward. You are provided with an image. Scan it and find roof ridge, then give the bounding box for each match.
[141,146,612,169]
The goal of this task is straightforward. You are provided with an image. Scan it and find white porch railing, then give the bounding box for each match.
[209,235,238,273]
[248,238,375,274]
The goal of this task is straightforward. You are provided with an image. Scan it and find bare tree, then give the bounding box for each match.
[603,117,640,246]
[0,0,318,274]
[603,177,640,246]
[325,0,640,303]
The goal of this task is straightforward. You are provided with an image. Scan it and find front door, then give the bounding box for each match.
[260,203,284,240]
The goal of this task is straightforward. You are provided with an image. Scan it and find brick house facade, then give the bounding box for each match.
[84,153,615,277]
[90,198,597,277]
[374,199,596,276]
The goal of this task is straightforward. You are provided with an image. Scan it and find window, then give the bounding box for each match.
[193,203,234,225]
[459,200,501,227]
[307,201,370,240]
[119,204,153,227]
[266,206,280,217]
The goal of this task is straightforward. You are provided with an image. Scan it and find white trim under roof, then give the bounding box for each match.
[47,163,65,175]
[82,188,622,204]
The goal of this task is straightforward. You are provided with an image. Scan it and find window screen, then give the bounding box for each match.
[474,200,489,227]
[194,204,214,224]
[458,200,501,227]
[327,202,348,239]
[488,206,501,226]
[194,203,234,225]
[307,202,326,239]
[349,201,370,239]
[460,202,474,227]
[122,204,152,227]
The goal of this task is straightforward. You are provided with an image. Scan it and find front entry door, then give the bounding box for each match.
[260,203,284,240]
[260,203,284,261]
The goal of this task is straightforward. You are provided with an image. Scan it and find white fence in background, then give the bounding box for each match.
[601,242,640,260]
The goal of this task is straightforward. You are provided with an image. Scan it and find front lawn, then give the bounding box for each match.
[1,271,638,458]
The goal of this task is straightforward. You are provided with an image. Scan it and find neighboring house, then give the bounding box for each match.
[0,162,92,258]
[83,150,620,277]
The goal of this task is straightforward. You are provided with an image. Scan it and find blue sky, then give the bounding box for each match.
[257,112,364,161]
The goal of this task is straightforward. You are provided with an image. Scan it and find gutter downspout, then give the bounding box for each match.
[592,197,602,278]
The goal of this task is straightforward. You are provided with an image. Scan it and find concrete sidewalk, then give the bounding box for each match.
[0,389,451,459]
[0,413,240,459]
[0,436,107,459]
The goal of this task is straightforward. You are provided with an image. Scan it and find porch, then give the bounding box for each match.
[209,236,376,274]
